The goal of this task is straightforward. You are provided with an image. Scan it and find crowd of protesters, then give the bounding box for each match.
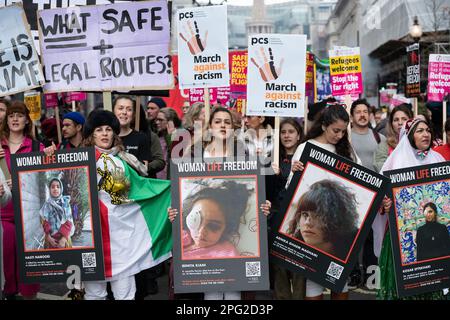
[0,94,449,301]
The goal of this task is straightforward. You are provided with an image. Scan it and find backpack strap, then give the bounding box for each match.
[372,129,381,144]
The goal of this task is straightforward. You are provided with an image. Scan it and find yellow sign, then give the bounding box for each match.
[24,91,41,121]
[329,55,362,75]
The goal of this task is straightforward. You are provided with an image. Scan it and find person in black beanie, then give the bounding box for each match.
[147,97,167,133]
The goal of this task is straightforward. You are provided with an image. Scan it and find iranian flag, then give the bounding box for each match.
[95,150,172,279]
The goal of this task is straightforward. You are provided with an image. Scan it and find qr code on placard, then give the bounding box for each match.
[82,252,96,268]
[245,261,261,277]
[326,262,344,280]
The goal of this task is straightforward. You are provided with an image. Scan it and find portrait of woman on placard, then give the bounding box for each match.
[286,179,359,261]
[40,177,75,249]
[416,202,450,262]
[181,180,253,260]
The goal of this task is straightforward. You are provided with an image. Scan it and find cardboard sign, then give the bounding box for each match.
[406,43,420,98]
[177,4,230,89]
[247,34,306,117]
[38,0,174,92]
[427,54,450,102]
[11,148,105,283]
[170,158,269,293]
[305,52,315,103]
[0,4,44,97]
[329,47,363,96]
[385,162,450,297]
[24,90,41,121]
[270,143,389,292]
[230,50,247,95]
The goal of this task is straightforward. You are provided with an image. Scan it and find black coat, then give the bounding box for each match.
[416,221,450,261]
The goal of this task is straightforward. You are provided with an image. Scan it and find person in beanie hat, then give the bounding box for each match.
[147,97,167,133]
[77,109,172,300]
[0,101,44,299]
[59,112,85,150]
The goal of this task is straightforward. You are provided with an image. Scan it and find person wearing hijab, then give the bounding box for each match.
[375,118,447,300]
[40,177,74,249]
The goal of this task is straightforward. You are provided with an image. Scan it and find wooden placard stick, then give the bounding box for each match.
[413,97,418,117]
[103,92,112,111]
[273,116,280,168]
[444,99,447,144]
[55,106,62,144]
[204,88,211,124]
[304,96,308,136]
[135,96,141,132]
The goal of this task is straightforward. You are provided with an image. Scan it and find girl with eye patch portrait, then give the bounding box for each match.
[181,180,250,260]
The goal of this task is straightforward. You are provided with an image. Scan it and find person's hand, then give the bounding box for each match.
[58,237,68,248]
[0,148,5,159]
[6,179,12,190]
[168,207,178,223]
[179,20,208,55]
[46,234,58,248]
[260,200,271,216]
[271,163,280,175]
[291,160,304,173]
[0,184,4,197]
[382,197,392,215]
[43,142,57,156]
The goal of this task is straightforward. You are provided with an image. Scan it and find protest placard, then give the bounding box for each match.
[406,43,420,98]
[247,34,306,117]
[427,54,450,102]
[177,4,229,90]
[38,0,173,92]
[24,90,41,121]
[230,50,247,95]
[170,158,269,293]
[11,147,105,283]
[385,162,450,297]
[270,143,389,292]
[0,4,44,97]
[329,47,363,97]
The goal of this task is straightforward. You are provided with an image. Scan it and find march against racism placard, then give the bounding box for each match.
[247,34,306,117]
[270,143,389,292]
[177,4,230,90]
[0,4,44,97]
[385,162,450,297]
[406,43,420,98]
[38,0,173,92]
[427,54,450,102]
[329,47,363,97]
[170,159,270,293]
[11,148,105,283]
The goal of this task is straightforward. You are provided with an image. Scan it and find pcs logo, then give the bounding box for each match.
[179,12,194,20]
[251,37,269,46]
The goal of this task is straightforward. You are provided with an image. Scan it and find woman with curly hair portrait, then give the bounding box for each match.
[286,179,359,261]
[181,180,251,260]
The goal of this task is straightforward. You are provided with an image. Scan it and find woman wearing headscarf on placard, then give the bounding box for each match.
[376,118,447,300]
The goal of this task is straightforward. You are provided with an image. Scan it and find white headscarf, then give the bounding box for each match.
[373,118,445,257]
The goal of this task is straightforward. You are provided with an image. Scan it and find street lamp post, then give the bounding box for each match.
[409,16,423,43]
